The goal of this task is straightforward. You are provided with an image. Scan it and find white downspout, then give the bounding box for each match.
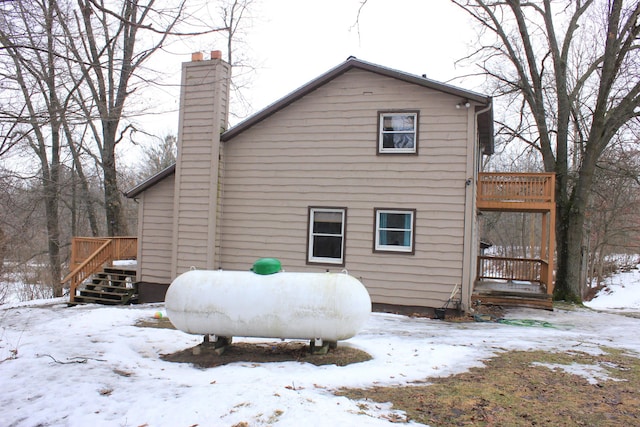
[467,101,493,310]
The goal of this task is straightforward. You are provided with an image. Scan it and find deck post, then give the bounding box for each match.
[547,203,556,295]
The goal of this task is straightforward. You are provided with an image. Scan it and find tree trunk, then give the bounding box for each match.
[77,165,100,237]
[0,226,5,276]
[554,147,599,302]
[65,124,100,237]
[554,204,585,302]
[103,147,128,236]
[45,0,62,297]
[43,172,63,296]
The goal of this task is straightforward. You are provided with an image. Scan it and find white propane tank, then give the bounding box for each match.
[165,269,371,342]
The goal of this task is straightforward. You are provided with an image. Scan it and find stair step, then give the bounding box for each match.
[471,293,553,310]
[71,266,138,306]
[74,295,132,305]
[92,277,134,286]
[85,282,135,289]
[90,274,135,287]
[80,288,134,297]
[79,286,135,298]
[81,282,136,291]
[103,267,136,276]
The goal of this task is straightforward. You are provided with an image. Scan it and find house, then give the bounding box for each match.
[122,51,501,313]
[65,52,556,311]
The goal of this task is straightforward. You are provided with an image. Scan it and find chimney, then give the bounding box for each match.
[171,52,231,276]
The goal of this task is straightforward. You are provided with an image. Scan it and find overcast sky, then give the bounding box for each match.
[128,0,482,158]
[241,0,481,111]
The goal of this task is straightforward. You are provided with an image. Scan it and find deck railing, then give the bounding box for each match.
[477,255,550,292]
[62,237,137,303]
[477,172,555,210]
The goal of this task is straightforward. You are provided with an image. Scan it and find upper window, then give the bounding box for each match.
[374,209,415,253]
[307,207,346,265]
[378,111,419,154]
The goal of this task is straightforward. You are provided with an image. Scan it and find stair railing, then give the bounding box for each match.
[62,237,138,303]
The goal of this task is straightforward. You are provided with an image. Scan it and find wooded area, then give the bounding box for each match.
[0,0,250,298]
[453,0,640,302]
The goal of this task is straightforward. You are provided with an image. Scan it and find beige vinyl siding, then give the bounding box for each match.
[172,59,230,276]
[219,69,472,307]
[138,176,175,284]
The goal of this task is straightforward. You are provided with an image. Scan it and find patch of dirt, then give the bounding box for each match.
[396,304,505,322]
[135,316,372,367]
[472,303,505,319]
[424,304,505,323]
[583,283,608,301]
[134,316,174,329]
[162,341,372,368]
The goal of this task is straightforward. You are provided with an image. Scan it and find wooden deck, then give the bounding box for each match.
[475,173,556,310]
[477,172,555,212]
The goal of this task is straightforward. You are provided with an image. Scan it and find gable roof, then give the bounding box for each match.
[221,57,493,147]
[126,164,175,199]
[126,57,494,199]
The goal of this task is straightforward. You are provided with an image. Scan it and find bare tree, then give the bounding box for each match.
[51,0,192,236]
[62,123,102,237]
[585,141,640,287]
[219,0,257,121]
[0,0,252,304]
[1,0,254,300]
[0,171,60,300]
[136,134,177,180]
[0,0,71,295]
[0,224,5,277]
[452,0,640,302]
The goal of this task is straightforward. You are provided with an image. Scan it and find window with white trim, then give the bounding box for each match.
[378,111,418,154]
[374,209,415,253]
[307,207,346,265]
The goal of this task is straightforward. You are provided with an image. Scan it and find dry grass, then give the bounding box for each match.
[337,348,640,426]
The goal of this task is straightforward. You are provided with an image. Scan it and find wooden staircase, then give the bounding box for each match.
[72,267,138,305]
[62,237,138,305]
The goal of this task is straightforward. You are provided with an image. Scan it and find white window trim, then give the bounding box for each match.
[374,209,415,253]
[378,111,418,154]
[308,207,346,265]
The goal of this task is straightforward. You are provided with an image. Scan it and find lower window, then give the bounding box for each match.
[307,207,346,265]
[374,209,415,253]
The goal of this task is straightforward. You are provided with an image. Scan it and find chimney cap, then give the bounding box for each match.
[211,50,222,60]
[191,52,204,62]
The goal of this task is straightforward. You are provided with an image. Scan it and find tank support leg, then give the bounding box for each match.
[202,335,233,355]
[310,338,335,355]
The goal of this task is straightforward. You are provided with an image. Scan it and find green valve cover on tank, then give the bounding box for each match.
[251,258,282,275]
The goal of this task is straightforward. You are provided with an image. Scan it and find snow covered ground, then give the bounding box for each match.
[1,266,639,427]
